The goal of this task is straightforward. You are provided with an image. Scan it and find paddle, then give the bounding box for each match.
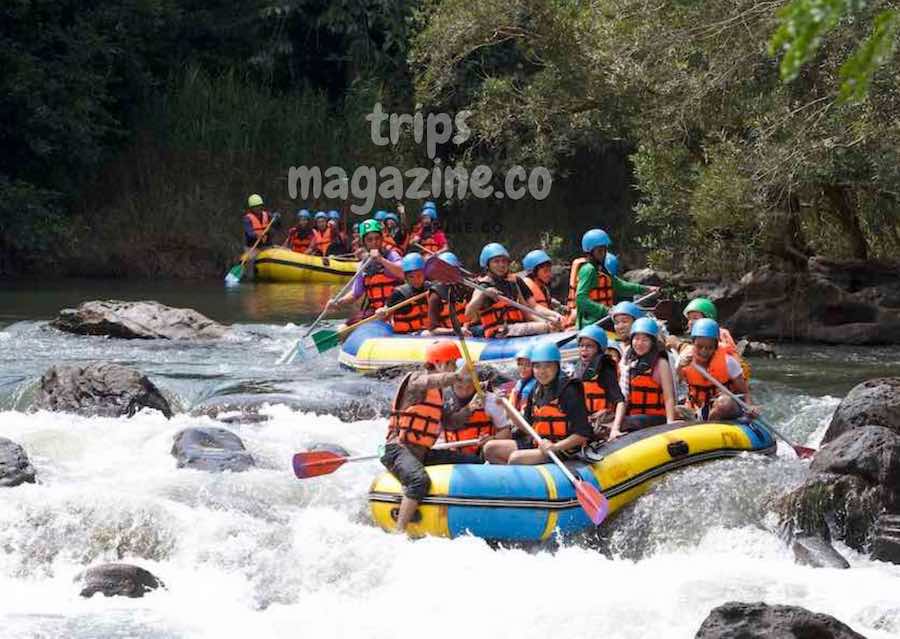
[424,257,560,323]
[499,396,609,525]
[307,291,429,354]
[225,212,280,286]
[276,257,372,365]
[555,289,661,348]
[690,362,816,459]
[293,438,482,479]
[447,288,485,399]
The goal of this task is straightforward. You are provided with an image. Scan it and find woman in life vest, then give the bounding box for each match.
[576,325,626,439]
[306,211,334,256]
[666,297,750,380]
[326,210,349,255]
[676,318,754,421]
[508,345,537,413]
[442,372,510,457]
[382,212,408,254]
[425,252,474,336]
[380,341,476,533]
[521,249,570,326]
[408,204,447,254]
[242,193,273,248]
[569,229,655,328]
[465,243,560,339]
[618,317,677,435]
[332,219,403,314]
[609,301,642,343]
[380,253,432,335]
[286,209,313,253]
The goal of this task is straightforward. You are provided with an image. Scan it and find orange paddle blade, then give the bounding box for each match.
[576,480,609,525]
[292,451,347,479]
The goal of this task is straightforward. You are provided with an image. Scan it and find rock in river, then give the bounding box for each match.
[171,427,255,472]
[34,362,173,418]
[0,438,37,487]
[51,299,227,340]
[696,601,866,639]
[77,563,164,598]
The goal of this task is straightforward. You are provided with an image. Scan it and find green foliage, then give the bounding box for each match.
[838,9,900,102]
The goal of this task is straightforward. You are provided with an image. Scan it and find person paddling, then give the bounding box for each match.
[521,249,571,326]
[381,341,475,533]
[380,253,432,335]
[242,194,273,253]
[442,373,510,457]
[332,219,403,316]
[426,252,474,336]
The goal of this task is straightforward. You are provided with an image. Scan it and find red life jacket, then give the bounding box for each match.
[478,275,527,338]
[387,373,443,449]
[362,259,398,310]
[522,275,551,309]
[289,227,312,253]
[567,257,614,309]
[391,285,429,334]
[626,356,667,417]
[433,285,470,329]
[443,405,494,455]
[682,347,735,411]
[244,209,271,245]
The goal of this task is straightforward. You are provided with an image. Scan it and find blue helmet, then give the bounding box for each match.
[402,252,425,273]
[578,325,608,349]
[385,212,399,223]
[610,301,643,320]
[297,209,311,219]
[314,211,328,220]
[328,210,341,220]
[514,345,533,361]
[690,318,720,341]
[582,229,612,252]
[605,252,619,276]
[522,249,552,274]
[421,208,437,220]
[374,210,388,221]
[529,340,561,363]
[423,201,437,210]
[438,252,461,268]
[479,242,510,269]
[630,317,659,338]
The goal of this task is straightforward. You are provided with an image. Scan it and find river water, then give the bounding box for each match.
[1,279,899,638]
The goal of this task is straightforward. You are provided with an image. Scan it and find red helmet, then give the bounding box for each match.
[425,341,461,366]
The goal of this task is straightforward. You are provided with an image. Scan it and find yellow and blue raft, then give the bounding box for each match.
[369,420,776,541]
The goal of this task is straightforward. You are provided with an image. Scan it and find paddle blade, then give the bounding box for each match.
[311,329,340,353]
[224,265,243,286]
[424,256,463,284]
[651,299,674,322]
[292,451,346,478]
[794,445,816,460]
[575,480,609,525]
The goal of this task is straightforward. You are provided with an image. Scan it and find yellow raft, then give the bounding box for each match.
[369,420,775,540]
[253,247,359,284]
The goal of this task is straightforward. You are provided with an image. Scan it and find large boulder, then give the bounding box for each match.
[51,300,227,340]
[77,563,164,598]
[171,427,255,472]
[34,362,173,418]
[695,601,866,638]
[0,438,36,487]
[824,377,900,443]
[778,424,900,564]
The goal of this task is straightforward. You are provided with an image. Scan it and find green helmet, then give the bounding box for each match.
[359,219,383,237]
[247,193,264,207]
[683,297,718,320]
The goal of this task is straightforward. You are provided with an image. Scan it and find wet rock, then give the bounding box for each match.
[0,438,36,487]
[736,338,778,359]
[77,563,163,598]
[824,377,900,443]
[192,388,390,424]
[171,427,255,472]
[872,513,900,564]
[51,300,227,340]
[778,424,900,564]
[695,601,866,638]
[623,268,670,288]
[34,362,172,418]
[791,535,850,569]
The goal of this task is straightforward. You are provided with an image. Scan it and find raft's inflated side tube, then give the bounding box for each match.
[253,247,359,284]
[338,322,613,374]
[369,421,776,540]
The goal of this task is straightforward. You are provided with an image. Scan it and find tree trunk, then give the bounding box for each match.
[823,184,869,260]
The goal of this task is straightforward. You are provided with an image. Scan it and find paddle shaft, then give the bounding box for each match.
[302,438,484,469]
[240,213,280,267]
[556,289,660,348]
[690,362,811,454]
[334,291,429,339]
[499,397,580,485]
[305,257,370,339]
[447,289,485,398]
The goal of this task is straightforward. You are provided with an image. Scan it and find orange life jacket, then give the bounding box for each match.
[310,227,333,255]
[443,406,494,455]
[567,257,614,308]
[391,285,430,334]
[532,400,569,442]
[362,260,398,311]
[244,209,271,245]
[289,227,311,253]
[433,285,469,329]
[682,347,735,410]
[387,373,443,448]
[523,275,551,309]
[478,275,527,338]
[582,378,607,414]
[626,359,667,417]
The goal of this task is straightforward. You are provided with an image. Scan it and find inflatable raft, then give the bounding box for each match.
[253,247,360,284]
[339,321,615,374]
[369,420,775,540]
